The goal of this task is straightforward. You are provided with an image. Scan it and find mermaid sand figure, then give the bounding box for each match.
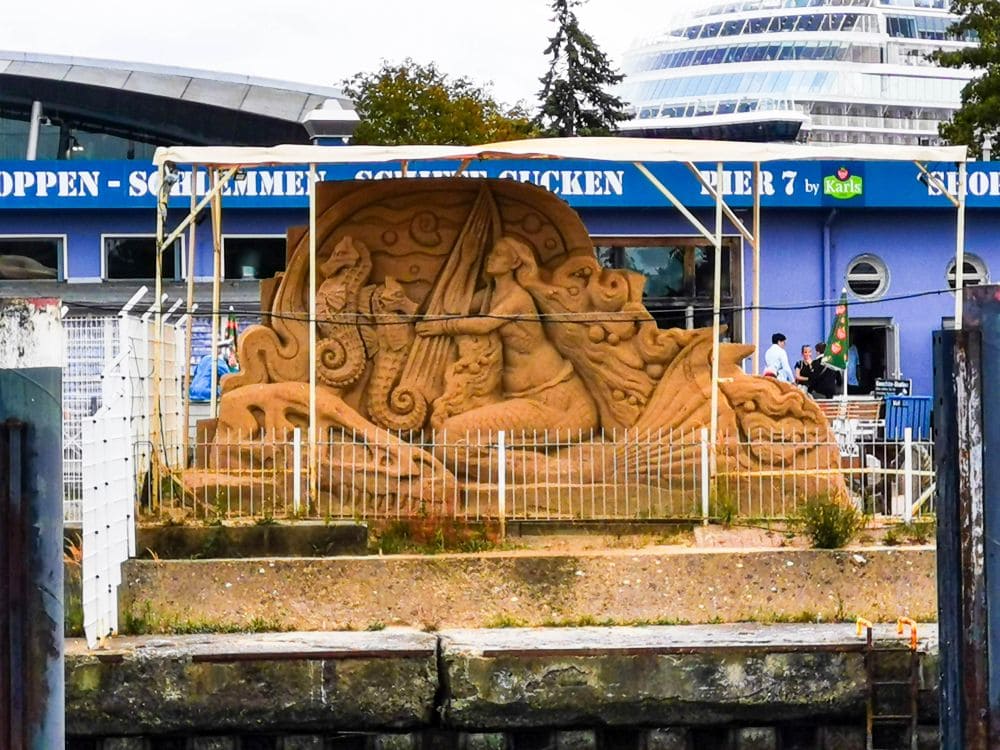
[416,236,598,439]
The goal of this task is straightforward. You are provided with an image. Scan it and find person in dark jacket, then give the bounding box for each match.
[808,342,843,399]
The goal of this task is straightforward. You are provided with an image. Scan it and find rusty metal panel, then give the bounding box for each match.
[953,329,989,750]
[0,376,65,750]
[963,286,1000,745]
[934,329,963,749]
[1,420,27,749]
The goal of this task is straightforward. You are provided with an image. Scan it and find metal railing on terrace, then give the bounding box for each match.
[147,426,934,524]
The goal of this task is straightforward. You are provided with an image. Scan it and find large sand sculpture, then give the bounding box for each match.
[202,178,841,516]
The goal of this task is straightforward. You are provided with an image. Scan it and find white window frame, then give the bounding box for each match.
[220,233,287,282]
[845,253,890,300]
[101,233,186,281]
[0,234,68,282]
[946,252,989,291]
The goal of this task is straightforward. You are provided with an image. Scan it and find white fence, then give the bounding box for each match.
[80,364,135,648]
[75,292,190,646]
[65,296,935,529]
[155,426,935,523]
[63,316,120,523]
[64,292,189,523]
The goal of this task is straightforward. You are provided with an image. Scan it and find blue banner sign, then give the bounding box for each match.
[0,159,992,210]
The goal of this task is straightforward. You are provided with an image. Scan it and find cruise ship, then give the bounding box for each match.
[617,0,978,145]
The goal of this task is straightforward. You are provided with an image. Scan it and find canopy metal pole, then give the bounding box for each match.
[159,167,238,252]
[152,161,167,511]
[710,161,724,475]
[684,163,755,245]
[955,160,967,328]
[634,162,715,243]
[752,162,761,375]
[308,164,319,507]
[209,169,223,419]
[182,165,198,464]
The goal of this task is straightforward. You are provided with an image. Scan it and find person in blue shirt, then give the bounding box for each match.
[847,343,860,394]
[763,332,795,383]
[189,342,234,401]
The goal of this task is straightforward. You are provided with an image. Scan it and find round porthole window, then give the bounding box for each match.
[846,254,889,299]
[946,254,989,289]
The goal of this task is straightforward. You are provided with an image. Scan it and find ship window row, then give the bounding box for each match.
[878,0,949,9]
[634,96,948,126]
[627,41,882,73]
[673,12,880,41]
[810,112,947,131]
[624,70,965,105]
[886,14,973,41]
[692,0,955,19]
[809,131,944,146]
[690,0,948,23]
[636,97,797,120]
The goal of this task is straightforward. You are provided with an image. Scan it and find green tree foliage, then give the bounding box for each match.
[935,1,999,153]
[536,0,628,136]
[342,60,537,146]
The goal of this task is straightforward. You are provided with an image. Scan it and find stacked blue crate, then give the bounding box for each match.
[884,396,932,440]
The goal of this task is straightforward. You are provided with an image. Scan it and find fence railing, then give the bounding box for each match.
[64,288,190,524]
[149,426,935,523]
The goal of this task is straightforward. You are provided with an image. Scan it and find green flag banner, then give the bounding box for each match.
[225,306,239,349]
[823,291,849,370]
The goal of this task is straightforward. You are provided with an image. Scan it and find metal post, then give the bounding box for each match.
[497,430,507,541]
[308,164,319,506]
[293,427,302,515]
[903,426,913,523]
[0,298,65,750]
[955,327,988,748]
[956,160,968,329]
[209,169,223,419]
[752,161,761,375]
[700,428,710,525]
[934,328,963,749]
[709,161,724,472]
[962,287,1000,745]
[152,162,168,509]
[25,101,42,161]
[182,165,198,464]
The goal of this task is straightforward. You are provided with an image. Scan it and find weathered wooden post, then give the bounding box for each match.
[0,298,65,749]
[935,284,1000,749]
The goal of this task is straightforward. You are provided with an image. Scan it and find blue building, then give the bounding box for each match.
[0,157,989,396]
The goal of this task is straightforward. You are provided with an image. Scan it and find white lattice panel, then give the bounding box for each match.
[81,392,134,648]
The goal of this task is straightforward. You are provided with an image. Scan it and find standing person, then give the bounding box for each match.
[808,342,842,399]
[189,341,234,401]
[847,341,861,395]
[764,332,794,383]
[794,344,815,390]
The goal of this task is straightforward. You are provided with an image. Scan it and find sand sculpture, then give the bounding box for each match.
[203,178,842,515]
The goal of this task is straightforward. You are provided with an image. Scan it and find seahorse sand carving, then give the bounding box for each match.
[196,178,845,515]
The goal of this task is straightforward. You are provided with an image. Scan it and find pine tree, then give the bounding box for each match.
[536,0,628,137]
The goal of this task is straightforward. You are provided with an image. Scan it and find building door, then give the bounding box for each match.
[847,318,897,394]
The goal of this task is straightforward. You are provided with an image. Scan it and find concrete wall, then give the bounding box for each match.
[65,625,939,749]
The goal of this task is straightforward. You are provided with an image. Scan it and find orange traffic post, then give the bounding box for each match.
[897,617,918,650]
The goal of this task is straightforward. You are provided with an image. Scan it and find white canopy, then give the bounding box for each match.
[149,134,970,518]
[153,137,967,167]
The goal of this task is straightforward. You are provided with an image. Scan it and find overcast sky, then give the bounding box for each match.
[0,0,690,106]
